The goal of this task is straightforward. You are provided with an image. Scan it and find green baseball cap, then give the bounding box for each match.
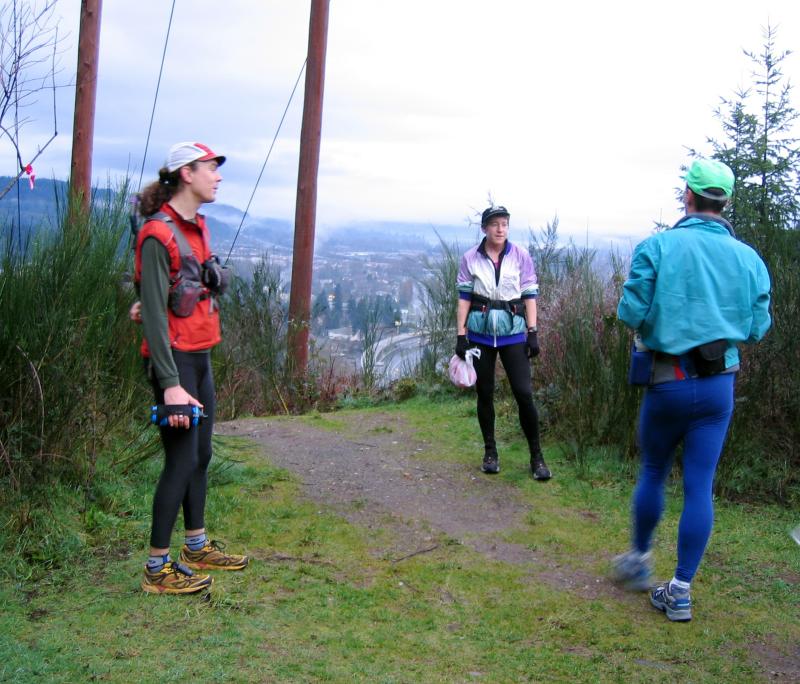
[685,158,734,199]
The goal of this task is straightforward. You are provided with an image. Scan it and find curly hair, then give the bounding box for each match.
[137,162,197,216]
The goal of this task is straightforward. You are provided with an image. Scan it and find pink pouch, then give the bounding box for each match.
[448,348,481,388]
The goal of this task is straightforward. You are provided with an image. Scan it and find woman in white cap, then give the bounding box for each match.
[134,142,248,594]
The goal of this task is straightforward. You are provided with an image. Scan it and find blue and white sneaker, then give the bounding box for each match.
[650,581,692,622]
[611,550,652,591]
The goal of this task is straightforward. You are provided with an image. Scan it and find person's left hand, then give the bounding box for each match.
[129,301,142,324]
[526,330,540,358]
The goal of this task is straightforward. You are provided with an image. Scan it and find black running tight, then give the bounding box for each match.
[149,350,215,549]
[473,342,541,456]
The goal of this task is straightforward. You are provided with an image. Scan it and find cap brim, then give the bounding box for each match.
[197,153,225,166]
[482,211,510,225]
[688,184,728,200]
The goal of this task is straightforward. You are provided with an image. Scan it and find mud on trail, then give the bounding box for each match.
[218,411,620,598]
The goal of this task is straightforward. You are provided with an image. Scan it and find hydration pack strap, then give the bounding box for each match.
[147,212,195,259]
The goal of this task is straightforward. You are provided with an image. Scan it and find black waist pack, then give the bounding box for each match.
[690,339,727,377]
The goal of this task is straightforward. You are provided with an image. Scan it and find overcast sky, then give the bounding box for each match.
[5,0,800,246]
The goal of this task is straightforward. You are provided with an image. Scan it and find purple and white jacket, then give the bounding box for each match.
[457,239,539,347]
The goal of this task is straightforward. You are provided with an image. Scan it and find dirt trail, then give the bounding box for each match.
[218,412,617,597]
[217,412,799,682]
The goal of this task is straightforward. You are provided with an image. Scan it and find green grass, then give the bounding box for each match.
[1,398,798,682]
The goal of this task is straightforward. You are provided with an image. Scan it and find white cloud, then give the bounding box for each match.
[1,0,798,245]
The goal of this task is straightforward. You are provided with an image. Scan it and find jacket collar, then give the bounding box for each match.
[477,237,510,257]
[671,213,735,237]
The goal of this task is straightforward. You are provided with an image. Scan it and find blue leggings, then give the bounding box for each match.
[632,373,734,582]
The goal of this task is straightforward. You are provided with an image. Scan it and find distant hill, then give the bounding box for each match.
[0,177,69,236]
[0,178,296,252]
[202,203,294,251]
[0,177,119,245]
[319,220,474,253]
[0,177,473,255]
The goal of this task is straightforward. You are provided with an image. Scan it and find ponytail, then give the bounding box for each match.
[137,166,181,216]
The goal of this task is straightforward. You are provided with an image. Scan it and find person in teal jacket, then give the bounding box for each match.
[612,158,771,622]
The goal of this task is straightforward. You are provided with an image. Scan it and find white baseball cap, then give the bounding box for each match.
[165,142,226,172]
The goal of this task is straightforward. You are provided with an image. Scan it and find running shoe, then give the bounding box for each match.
[611,550,652,591]
[530,453,552,480]
[650,581,692,622]
[481,449,500,474]
[180,539,249,571]
[141,561,212,595]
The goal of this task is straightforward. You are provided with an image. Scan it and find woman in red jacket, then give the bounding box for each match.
[135,142,248,594]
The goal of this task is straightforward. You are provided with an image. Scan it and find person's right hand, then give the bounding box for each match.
[455,334,468,360]
[163,385,203,430]
[129,300,142,324]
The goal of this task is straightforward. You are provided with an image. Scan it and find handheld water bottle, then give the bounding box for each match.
[150,404,205,427]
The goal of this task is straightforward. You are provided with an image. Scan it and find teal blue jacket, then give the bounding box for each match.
[617,214,771,368]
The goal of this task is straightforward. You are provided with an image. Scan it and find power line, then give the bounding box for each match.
[136,0,176,193]
[225,58,307,264]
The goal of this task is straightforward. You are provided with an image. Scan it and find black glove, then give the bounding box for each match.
[202,255,230,294]
[202,256,222,289]
[525,330,540,358]
[455,334,468,360]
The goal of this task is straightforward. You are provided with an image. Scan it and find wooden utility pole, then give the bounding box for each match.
[288,0,330,376]
[69,0,103,214]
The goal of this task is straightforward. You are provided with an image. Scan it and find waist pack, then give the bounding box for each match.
[469,295,524,315]
[469,295,525,336]
[628,334,653,386]
[690,339,728,377]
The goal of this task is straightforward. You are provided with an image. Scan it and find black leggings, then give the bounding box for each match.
[149,350,216,549]
[473,342,541,457]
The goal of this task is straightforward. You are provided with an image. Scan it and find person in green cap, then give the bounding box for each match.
[611,158,771,621]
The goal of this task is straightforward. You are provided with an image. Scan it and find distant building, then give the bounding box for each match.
[328,326,358,341]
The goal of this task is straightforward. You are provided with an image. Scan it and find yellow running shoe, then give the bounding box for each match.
[180,540,249,571]
[141,561,212,594]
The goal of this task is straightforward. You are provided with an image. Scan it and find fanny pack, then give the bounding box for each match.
[628,334,654,386]
[469,295,525,336]
[689,339,728,377]
[469,294,524,315]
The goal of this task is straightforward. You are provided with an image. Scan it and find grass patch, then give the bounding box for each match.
[1,399,798,682]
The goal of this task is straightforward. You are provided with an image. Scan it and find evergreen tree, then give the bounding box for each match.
[333,283,343,312]
[696,25,800,241]
[691,24,800,500]
[313,288,328,315]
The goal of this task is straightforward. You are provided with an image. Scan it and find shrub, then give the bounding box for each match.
[0,188,144,493]
[531,231,639,468]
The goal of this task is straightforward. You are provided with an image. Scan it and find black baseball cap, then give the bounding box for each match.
[481,205,510,226]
